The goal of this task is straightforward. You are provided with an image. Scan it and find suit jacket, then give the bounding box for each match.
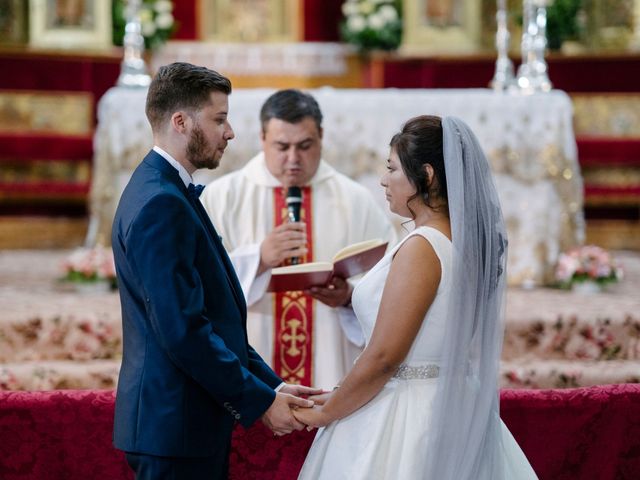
[112,150,282,459]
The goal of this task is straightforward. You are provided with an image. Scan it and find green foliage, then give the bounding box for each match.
[546,0,584,49]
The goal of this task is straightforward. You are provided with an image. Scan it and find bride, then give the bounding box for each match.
[293,116,538,479]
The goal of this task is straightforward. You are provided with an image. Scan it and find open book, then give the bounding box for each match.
[267,239,388,293]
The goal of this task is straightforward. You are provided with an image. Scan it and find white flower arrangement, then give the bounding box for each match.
[554,245,623,290]
[340,0,402,52]
[114,0,176,51]
[62,245,117,289]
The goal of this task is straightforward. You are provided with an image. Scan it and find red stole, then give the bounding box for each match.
[272,186,314,386]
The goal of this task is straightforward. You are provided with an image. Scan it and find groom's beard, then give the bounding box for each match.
[186,124,223,170]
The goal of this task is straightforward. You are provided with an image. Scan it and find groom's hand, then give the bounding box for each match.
[262,392,313,436]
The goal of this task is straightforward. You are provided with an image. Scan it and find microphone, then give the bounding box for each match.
[286,186,303,265]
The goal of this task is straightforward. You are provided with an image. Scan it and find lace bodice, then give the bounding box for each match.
[352,226,452,363]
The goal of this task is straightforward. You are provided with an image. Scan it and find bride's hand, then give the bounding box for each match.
[307,391,333,405]
[279,383,325,398]
[292,405,331,430]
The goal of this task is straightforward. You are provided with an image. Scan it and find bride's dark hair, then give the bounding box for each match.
[389,115,448,219]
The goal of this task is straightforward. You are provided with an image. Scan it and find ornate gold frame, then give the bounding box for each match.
[400,0,481,54]
[29,0,112,50]
[198,0,302,42]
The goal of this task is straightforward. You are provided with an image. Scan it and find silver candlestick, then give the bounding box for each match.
[490,0,515,90]
[516,0,552,93]
[117,0,151,88]
[532,2,552,91]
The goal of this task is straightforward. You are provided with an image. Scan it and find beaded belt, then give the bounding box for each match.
[392,363,440,380]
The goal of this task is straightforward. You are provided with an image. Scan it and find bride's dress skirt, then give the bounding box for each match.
[299,377,537,480]
[299,228,538,479]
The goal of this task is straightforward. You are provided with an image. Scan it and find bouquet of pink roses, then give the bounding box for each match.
[62,245,117,289]
[554,245,623,289]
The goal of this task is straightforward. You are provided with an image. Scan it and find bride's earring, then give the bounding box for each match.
[423,164,434,203]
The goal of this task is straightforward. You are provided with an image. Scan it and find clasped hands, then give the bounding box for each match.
[261,384,333,436]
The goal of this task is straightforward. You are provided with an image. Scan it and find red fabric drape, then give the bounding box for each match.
[366,56,640,91]
[302,0,343,41]
[172,0,198,40]
[577,138,640,167]
[0,134,93,161]
[2,385,640,479]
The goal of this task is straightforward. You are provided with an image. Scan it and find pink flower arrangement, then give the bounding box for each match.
[62,245,117,287]
[554,245,623,289]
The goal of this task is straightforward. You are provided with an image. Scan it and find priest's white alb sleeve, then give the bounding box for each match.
[227,243,271,306]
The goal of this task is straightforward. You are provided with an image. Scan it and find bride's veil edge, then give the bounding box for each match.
[423,116,508,479]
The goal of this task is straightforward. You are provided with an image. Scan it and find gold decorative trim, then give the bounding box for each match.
[0,90,93,135]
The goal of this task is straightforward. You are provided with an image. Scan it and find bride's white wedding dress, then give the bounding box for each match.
[298,226,538,479]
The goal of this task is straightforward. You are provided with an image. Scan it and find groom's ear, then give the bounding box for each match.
[170,111,190,134]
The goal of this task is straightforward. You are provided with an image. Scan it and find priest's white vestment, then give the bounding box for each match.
[200,153,397,389]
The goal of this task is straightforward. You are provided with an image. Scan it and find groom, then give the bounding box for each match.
[111,62,317,480]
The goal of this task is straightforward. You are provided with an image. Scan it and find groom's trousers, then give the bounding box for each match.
[125,450,229,480]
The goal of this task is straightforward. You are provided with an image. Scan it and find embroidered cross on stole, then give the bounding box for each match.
[272,186,314,386]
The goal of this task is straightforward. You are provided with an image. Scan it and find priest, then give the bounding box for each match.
[201,89,397,389]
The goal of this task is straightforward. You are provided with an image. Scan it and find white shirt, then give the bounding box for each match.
[153,146,193,188]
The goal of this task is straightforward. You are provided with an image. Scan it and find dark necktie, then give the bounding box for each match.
[187,183,205,199]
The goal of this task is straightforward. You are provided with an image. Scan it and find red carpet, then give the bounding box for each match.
[1,385,639,479]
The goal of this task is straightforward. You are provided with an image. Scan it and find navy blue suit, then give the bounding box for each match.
[112,150,281,477]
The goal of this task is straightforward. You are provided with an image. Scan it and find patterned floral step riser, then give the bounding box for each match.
[502,315,640,362]
[0,296,122,362]
[501,360,640,390]
[3,313,639,364]
[2,359,638,392]
[0,361,119,391]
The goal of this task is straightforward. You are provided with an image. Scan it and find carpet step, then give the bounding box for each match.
[0,359,120,391]
[500,359,640,389]
[2,358,638,392]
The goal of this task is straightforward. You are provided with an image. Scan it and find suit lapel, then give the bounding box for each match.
[144,150,247,315]
[188,194,247,314]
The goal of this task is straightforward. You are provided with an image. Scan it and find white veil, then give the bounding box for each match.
[423,117,508,479]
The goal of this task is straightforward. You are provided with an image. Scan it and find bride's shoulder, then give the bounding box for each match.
[393,232,440,266]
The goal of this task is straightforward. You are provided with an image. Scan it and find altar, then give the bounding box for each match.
[87,87,583,286]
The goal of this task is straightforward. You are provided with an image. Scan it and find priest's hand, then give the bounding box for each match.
[307,276,352,308]
[258,222,307,275]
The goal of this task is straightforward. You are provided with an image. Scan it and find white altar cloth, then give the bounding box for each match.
[87,87,583,286]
